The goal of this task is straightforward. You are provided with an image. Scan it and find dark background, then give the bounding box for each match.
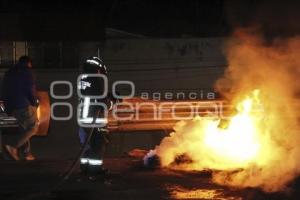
[0,0,299,159]
[0,0,299,40]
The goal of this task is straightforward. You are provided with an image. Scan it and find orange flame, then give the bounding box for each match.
[151,30,300,192]
[155,90,266,170]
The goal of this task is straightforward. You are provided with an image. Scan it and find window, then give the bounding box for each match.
[62,42,78,68]
[1,41,80,69]
[27,42,43,67]
[0,42,14,67]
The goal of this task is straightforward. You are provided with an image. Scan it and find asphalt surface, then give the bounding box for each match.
[0,157,300,200]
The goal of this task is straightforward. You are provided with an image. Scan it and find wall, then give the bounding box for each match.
[0,38,227,159]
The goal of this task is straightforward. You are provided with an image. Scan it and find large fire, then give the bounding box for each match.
[146,30,300,192]
[202,90,262,168]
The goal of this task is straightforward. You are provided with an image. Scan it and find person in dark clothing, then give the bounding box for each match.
[2,56,39,161]
[78,56,113,177]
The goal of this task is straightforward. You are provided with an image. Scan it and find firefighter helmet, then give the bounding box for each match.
[83,56,107,74]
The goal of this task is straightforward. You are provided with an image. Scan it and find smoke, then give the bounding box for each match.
[146,29,300,192]
[213,29,300,192]
[224,0,300,39]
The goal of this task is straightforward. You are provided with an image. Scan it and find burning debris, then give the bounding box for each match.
[144,30,300,192]
[168,186,241,200]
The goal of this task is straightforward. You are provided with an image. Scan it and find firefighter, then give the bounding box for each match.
[77,56,112,177]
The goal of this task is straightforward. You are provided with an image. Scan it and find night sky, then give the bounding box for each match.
[0,0,299,39]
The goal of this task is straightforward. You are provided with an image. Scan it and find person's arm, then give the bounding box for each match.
[23,69,38,107]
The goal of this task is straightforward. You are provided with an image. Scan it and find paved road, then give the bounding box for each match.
[0,158,299,200]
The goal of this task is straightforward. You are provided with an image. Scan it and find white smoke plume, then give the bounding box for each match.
[147,29,300,192]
